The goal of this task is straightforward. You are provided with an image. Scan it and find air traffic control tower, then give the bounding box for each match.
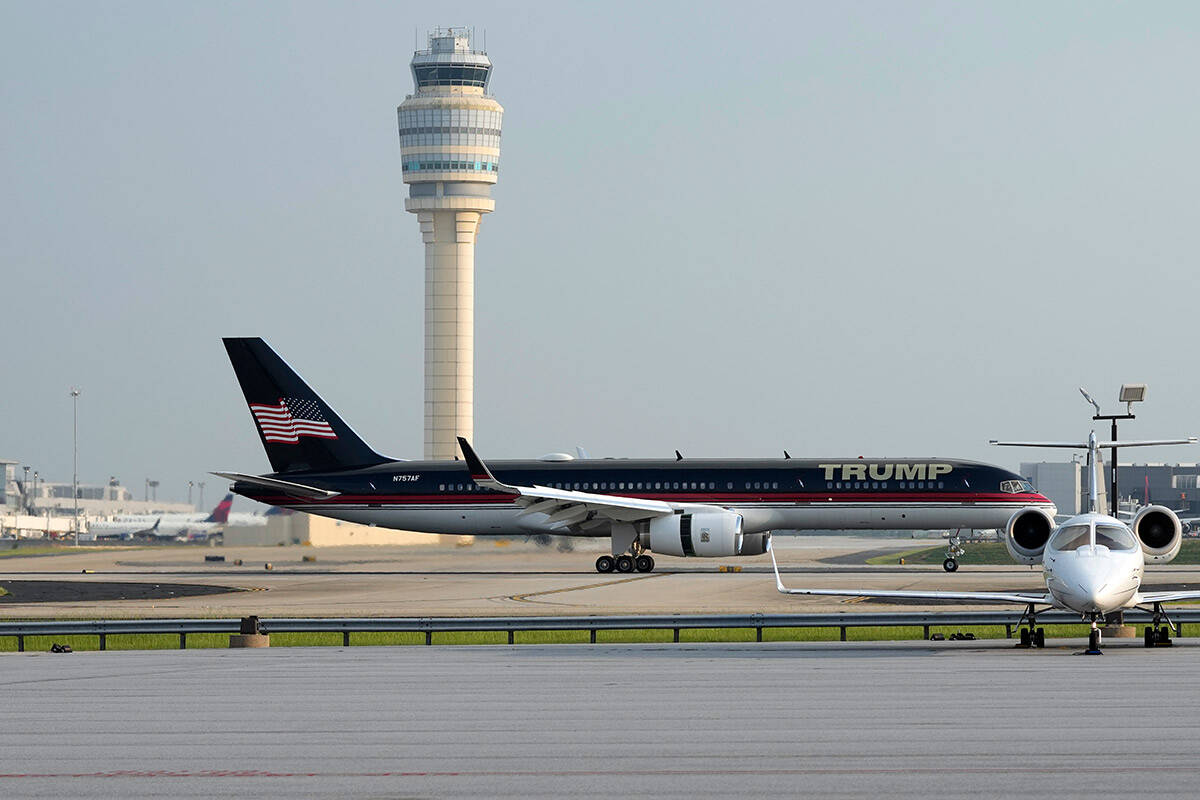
[399,28,502,461]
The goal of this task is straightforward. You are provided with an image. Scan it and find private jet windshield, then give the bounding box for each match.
[999,479,1038,493]
[1050,523,1138,552]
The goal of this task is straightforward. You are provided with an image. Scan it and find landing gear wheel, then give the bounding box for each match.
[1086,628,1102,654]
[1019,628,1031,647]
[942,558,958,572]
[1145,626,1156,648]
[1157,626,1173,646]
[595,555,615,573]
[635,555,655,573]
[1033,628,1045,648]
[615,555,634,573]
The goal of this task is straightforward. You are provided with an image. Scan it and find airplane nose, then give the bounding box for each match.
[1072,553,1116,612]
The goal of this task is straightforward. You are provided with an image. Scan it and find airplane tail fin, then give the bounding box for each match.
[203,493,234,523]
[223,337,390,474]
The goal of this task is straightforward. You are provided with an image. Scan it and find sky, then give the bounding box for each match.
[3,1,1200,506]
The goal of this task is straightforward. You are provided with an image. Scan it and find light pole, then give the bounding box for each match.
[149,480,159,502]
[197,481,205,511]
[145,478,149,503]
[1080,384,1147,515]
[22,466,29,514]
[31,471,38,514]
[188,481,194,507]
[70,387,80,546]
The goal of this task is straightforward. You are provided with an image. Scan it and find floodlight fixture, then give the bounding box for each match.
[1079,387,1101,417]
[1120,383,1147,413]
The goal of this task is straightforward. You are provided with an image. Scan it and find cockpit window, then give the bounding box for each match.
[999,479,1038,494]
[1049,524,1091,551]
[1095,525,1138,551]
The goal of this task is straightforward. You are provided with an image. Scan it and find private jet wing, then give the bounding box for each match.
[771,550,1053,605]
[458,437,675,525]
[1136,589,1200,604]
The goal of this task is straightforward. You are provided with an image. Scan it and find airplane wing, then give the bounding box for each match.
[1136,590,1200,604]
[771,550,1053,605]
[458,437,674,525]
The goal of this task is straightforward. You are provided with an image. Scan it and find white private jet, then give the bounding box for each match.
[773,430,1199,653]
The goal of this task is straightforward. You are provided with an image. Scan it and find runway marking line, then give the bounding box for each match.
[506,572,668,604]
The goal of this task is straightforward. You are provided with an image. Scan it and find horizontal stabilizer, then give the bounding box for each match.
[210,471,339,500]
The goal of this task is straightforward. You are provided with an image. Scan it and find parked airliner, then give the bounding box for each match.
[216,338,1056,573]
[88,494,238,540]
[774,430,1199,652]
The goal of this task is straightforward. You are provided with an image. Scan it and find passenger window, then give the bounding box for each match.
[655,482,662,490]
[772,482,779,490]
[726,482,733,490]
[938,481,944,489]
[871,482,878,489]
[918,481,925,489]
[439,484,446,491]
[673,482,680,490]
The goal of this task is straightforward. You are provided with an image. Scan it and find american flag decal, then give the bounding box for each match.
[250,397,338,443]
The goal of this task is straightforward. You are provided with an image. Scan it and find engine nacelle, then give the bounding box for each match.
[1132,505,1182,563]
[739,532,771,556]
[645,512,744,558]
[1004,507,1056,565]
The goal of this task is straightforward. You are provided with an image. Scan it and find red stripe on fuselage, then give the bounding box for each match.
[241,491,1052,507]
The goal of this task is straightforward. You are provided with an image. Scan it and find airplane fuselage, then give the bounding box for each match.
[231,457,1054,537]
[1042,512,1144,615]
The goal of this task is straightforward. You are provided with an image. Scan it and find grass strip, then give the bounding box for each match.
[868,538,1200,566]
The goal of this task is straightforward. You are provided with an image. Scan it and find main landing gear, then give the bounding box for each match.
[595,553,655,574]
[1015,604,1046,648]
[1144,602,1175,648]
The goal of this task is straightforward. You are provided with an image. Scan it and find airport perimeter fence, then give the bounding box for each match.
[4,610,1200,651]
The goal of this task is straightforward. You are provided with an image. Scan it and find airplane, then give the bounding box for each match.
[214,337,1056,573]
[88,493,239,540]
[772,429,1199,653]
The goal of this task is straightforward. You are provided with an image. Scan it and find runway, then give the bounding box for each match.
[2,641,1199,798]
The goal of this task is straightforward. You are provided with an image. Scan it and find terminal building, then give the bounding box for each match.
[1022,461,1200,516]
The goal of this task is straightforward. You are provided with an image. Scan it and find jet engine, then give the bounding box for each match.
[739,532,772,556]
[644,512,744,557]
[1132,505,1182,563]
[1004,507,1056,565]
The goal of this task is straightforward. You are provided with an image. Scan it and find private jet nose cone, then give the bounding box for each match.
[1069,551,1120,612]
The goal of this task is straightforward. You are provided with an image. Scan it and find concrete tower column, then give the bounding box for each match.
[399,27,501,463]
[419,209,479,460]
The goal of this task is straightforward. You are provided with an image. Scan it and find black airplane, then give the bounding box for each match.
[216,338,1056,573]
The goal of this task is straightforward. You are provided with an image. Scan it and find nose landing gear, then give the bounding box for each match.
[1085,620,1103,655]
[943,534,964,572]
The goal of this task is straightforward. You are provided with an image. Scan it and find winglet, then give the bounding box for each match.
[770,548,787,593]
[457,437,514,493]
